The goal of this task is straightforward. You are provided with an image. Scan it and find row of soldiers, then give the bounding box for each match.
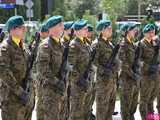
[0,15,160,120]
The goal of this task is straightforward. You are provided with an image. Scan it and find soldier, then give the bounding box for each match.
[34,22,49,120]
[0,16,32,120]
[85,24,94,44]
[29,23,48,51]
[139,24,160,120]
[118,23,140,120]
[83,23,96,120]
[68,19,90,120]
[95,20,120,120]
[36,15,65,120]
[62,21,74,45]
[59,21,74,120]
[39,22,49,40]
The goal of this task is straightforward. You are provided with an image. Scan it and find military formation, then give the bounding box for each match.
[0,15,160,120]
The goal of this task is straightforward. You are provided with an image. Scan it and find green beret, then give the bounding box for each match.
[87,24,93,32]
[40,22,48,32]
[72,19,88,30]
[143,24,155,33]
[96,20,111,31]
[120,23,137,35]
[46,15,63,29]
[64,21,74,30]
[6,16,25,31]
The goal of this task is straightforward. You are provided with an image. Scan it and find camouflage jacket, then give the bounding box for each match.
[94,38,120,77]
[119,38,137,75]
[139,38,159,75]
[36,37,64,87]
[68,37,90,82]
[0,37,28,101]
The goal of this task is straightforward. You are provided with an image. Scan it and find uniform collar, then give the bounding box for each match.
[12,36,23,48]
[144,37,152,45]
[64,35,70,41]
[52,36,60,44]
[77,36,86,44]
[126,36,133,44]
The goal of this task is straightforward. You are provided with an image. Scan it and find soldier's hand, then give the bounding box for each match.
[20,91,29,106]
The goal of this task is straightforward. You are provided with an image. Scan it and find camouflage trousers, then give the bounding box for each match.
[156,72,160,113]
[1,82,35,120]
[69,81,87,120]
[139,75,159,120]
[1,96,33,120]
[58,80,71,120]
[36,85,64,120]
[120,73,139,120]
[96,75,117,120]
[83,72,96,120]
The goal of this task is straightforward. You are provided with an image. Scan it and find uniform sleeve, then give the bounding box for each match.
[0,46,24,97]
[94,43,101,66]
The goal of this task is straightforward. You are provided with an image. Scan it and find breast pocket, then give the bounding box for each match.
[126,47,135,64]
[51,50,62,73]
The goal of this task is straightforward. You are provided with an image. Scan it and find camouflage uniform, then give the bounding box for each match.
[0,37,33,120]
[139,38,159,120]
[95,38,119,120]
[68,37,90,120]
[119,38,139,120]
[83,38,97,120]
[36,37,64,120]
[156,40,160,114]
[58,36,71,120]
[156,71,160,113]
[34,38,45,120]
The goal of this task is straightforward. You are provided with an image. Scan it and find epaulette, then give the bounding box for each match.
[91,38,98,48]
[40,38,49,49]
[119,40,126,47]
[69,39,79,48]
[139,39,147,48]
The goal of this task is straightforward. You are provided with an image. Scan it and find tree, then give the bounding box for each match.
[101,0,129,21]
[40,0,48,21]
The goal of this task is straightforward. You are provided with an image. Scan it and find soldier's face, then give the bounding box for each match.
[75,26,88,38]
[40,31,49,39]
[144,30,155,39]
[87,32,92,39]
[64,29,71,36]
[10,25,26,39]
[102,26,112,39]
[149,29,155,38]
[49,22,64,38]
[128,29,136,39]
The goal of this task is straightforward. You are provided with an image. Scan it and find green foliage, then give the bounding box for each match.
[83,10,97,27]
[101,0,129,21]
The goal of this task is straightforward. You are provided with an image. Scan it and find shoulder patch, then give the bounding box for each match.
[39,39,49,49]
[120,40,125,46]
[69,39,77,48]
[44,43,49,48]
